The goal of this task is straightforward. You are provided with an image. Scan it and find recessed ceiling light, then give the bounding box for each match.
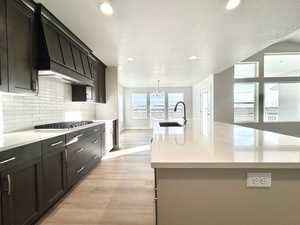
[226,0,241,10]
[127,57,134,62]
[99,1,114,16]
[189,56,198,60]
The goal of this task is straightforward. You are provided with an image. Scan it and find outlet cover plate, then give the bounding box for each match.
[247,173,272,188]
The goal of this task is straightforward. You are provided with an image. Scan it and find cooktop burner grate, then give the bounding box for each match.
[34,121,94,129]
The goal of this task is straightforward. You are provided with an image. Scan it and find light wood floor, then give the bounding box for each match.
[38,129,154,225]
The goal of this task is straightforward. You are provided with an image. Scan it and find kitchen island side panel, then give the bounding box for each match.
[156,168,300,225]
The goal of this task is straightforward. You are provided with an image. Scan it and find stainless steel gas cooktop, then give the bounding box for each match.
[34,121,94,129]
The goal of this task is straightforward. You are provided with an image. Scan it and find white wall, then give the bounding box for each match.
[192,75,214,120]
[0,77,96,134]
[124,87,192,129]
[96,66,119,120]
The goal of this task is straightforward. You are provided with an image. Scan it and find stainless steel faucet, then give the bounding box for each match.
[174,101,187,124]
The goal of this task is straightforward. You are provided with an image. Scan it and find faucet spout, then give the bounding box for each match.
[174,101,187,124]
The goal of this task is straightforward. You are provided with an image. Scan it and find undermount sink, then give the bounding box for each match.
[159,122,183,127]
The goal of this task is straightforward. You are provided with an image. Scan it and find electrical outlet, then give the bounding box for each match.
[247,173,272,188]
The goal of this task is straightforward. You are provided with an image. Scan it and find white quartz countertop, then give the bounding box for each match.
[151,119,300,169]
[0,121,105,152]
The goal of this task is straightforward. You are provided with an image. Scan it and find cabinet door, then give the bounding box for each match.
[42,137,66,210]
[2,161,42,225]
[59,35,75,70]
[0,0,8,92]
[6,0,37,93]
[97,62,106,103]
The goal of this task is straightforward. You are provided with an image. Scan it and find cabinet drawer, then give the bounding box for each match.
[0,149,16,171]
[88,134,101,160]
[66,130,86,145]
[85,125,103,136]
[42,136,65,155]
[15,142,42,165]
[67,145,90,166]
[67,161,87,186]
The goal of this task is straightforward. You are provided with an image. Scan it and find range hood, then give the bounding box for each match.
[36,4,94,86]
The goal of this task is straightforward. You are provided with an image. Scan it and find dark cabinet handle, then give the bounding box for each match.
[0,157,16,165]
[92,139,98,144]
[7,174,11,196]
[50,141,63,147]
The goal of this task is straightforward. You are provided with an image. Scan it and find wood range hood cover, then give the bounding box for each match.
[36,4,94,86]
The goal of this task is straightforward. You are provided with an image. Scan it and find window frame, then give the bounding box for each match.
[234,62,259,79]
[233,82,259,123]
[264,52,300,78]
[263,82,300,123]
[131,93,148,120]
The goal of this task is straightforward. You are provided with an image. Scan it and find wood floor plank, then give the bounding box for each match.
[38,129,154,225]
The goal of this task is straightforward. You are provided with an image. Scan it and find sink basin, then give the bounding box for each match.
[159,122,183,127]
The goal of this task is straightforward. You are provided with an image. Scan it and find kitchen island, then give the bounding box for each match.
[151,120,300,225]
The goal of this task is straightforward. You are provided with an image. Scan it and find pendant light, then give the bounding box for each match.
[153,80,163,96]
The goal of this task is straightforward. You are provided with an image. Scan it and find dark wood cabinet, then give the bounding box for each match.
[6,0,38,94]
[66,125,104,188]
[1,143,42,225]
[0,0,8,92]
[97,61,106,104]
[0,124,104,225]
[41,136,66,211]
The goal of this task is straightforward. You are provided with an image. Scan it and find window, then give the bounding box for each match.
[150,94,165,120]
[264,83,300,122]
[264,53,300,77]
[132,93,147,119]
[234,62,258,79]
[168,93,184,119]
[234,83,258,123]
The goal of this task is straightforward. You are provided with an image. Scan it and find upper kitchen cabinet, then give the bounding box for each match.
[4,0,38,94]
[36,4,94,86]
[0,0,8,93]
[97,60,107,104]
[89,54,106,104]
[72,54,106,103]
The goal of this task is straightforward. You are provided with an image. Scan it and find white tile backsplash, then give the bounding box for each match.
[0,77,96,134]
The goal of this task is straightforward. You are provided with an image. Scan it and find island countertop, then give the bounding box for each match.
[151,120,300,169]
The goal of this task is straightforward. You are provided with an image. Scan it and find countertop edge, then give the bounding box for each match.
[0,121,106,152]
[151,162,300,169]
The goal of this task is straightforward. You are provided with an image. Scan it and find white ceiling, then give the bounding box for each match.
[36,0,300,87]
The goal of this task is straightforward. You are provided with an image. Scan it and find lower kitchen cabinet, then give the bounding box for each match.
[1,142,42,225]
[41,136,66,211]
[66,124,105,188]
[0,123,105,225]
